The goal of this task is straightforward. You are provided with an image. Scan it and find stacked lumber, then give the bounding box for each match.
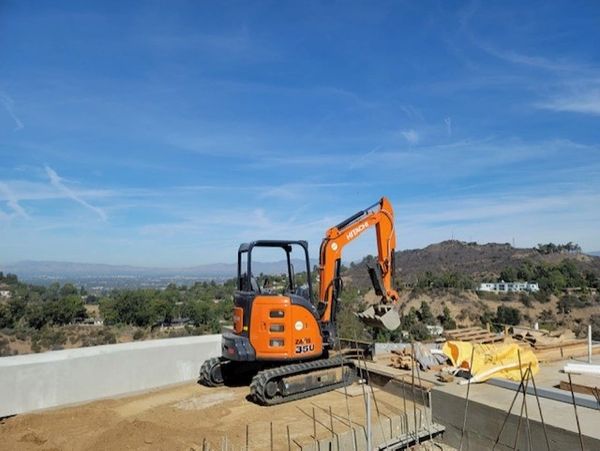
[444,326,504,344]
[512,327,600,362]
[389,348,413,370]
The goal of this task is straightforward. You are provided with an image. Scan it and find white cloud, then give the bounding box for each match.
[0,92,24,131]
[538,87,600,115]
[45,166,107,221]
[401,129,419,144]
[0,182,29,219]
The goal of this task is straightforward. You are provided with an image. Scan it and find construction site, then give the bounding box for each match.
[1,328,599,450]
[2,198,600,450]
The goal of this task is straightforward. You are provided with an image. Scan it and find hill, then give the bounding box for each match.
[347,240,600,289]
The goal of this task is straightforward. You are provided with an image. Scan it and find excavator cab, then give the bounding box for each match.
[221,240,324,364]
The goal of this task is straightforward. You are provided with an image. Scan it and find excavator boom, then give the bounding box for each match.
[318,197,401,330]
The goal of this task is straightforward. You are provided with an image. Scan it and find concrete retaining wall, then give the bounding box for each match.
[0,334,221,417]
[432,384,600,450]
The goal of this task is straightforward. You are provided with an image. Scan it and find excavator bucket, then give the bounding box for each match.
[356,304,401,331]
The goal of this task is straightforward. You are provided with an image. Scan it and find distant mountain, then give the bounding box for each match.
[588,251,600,257]
[347,240,600,288]
[0,259,317,287]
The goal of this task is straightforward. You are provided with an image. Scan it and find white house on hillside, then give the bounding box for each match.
[478,281,540,293]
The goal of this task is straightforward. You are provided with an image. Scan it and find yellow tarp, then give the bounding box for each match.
[442,341,539,382]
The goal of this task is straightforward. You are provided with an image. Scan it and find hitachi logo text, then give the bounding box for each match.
[346,221,369,240]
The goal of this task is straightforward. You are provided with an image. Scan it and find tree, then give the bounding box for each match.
[401,307,418,330]
[49,295,87,325]
[409,323,431,341]
[418,301,435,325]
[439,306,457,330]
[59,283,79,297]
[496,306,521,326]
[499,267,517,282]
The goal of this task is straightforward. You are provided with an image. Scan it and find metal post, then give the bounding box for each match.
[245,424,249,451]
[270,422,273,451]
[589,325,593,364]
[313,407,317,440]
[366,391,372,451]
[287,425,292,451]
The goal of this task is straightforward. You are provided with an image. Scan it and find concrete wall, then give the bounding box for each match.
[0,334,221,418]
[432,384,600,450]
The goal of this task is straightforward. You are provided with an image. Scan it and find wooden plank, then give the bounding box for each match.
[445,327,482,336]
[559,381,600,399]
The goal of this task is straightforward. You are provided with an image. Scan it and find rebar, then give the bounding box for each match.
[512,368,533,450]
[287,425,291,451]
[528,369,551,451]
[492,367,530,450]
[411,343,419,445]
[354,337,387,447]
[512,351,532,451]
[458,346,475,451]
[335,338,356,451]
[567,373,585,451]
[415,353,435,449]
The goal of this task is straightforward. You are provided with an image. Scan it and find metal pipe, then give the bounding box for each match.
[563,363,600,375]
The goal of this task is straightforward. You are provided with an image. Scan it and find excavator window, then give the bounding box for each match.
[236,240,314,302]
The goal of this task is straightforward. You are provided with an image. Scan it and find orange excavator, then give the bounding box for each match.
[199,197,401,404]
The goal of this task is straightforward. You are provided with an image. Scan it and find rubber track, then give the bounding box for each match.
[250,357,355,406]
[199,357,223,387]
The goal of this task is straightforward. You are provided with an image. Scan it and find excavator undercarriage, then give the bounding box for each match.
[200,355,356,405]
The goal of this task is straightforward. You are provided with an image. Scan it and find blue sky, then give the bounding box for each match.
[1,1,599,266]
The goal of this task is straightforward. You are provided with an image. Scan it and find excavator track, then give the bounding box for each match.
[199,357,226,387]
[250,356,356,406]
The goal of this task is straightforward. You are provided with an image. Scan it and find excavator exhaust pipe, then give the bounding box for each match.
[356,304,401,331]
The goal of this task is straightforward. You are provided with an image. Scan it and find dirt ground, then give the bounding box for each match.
[0,382,419,451]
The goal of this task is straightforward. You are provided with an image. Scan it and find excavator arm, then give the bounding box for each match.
[317,197,401,330]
